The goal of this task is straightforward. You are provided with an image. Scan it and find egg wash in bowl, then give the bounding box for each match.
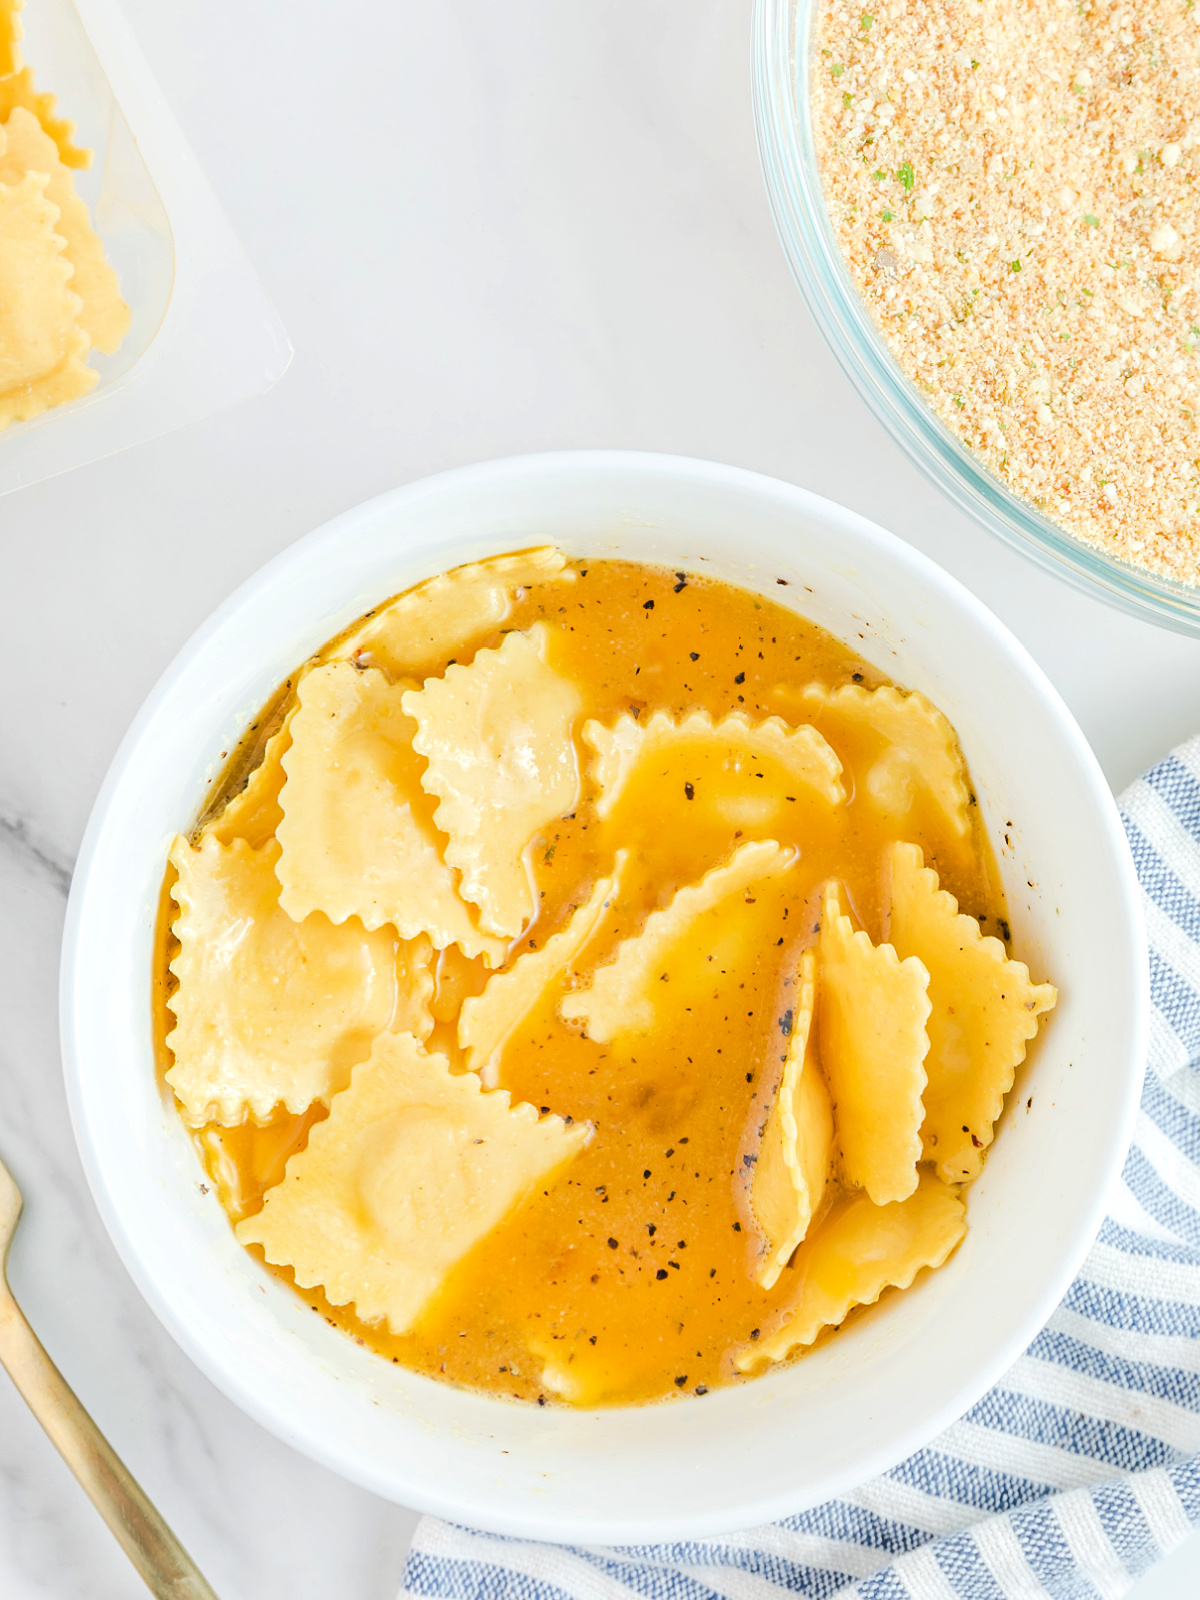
[155,546,1056,1408]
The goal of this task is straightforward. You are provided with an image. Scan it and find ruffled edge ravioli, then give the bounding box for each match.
[236,1031,591,1335]
[0,66,91,169]
[0,0,21,80]
[403,622,582,939]
[0,107,127,353]
[560,838,795,1043]
[818,880,930,1205]
[0,170,96,423]
[166,833,416,1126]
[748,948,833,1289]
[886,841,1057,1183]
[459,858,626,1085]
[334,546,573,679]
[803,682,972,840]
[736,1174,966,1371]
[206,702,297,850]
[162,555,1052,1395]
[275,660,506,964]
[584,708,845,818]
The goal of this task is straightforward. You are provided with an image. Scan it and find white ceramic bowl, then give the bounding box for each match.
[61,451,1147,1543]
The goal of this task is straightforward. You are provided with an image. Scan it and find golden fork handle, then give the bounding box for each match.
[0,1283,219,1599]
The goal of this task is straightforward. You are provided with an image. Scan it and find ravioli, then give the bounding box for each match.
[0,0,20,78]
[275,661,506,964]
[0,109,127,353]
[818,879,930,1204]
[393,933,437,1043]
[0,171,88,396]
[585,709,845,820]
[527,1332,629,1408]
[885,842,1057,1183]
[0,16,128,429]
[335,547,572,679]
[803,683,971,839]
[163,555,1045,1406]
[206,704,297,850]
[403,623,582,939]
[748,949,833,1289]
[459,862,624,1085]
[0,331,94,425]
[736,1174,966,1370]
[529,1336,594,1404]
[166,835,402,1125]
[0,68,90,168]
[560,839,795,1043]
[236,1032,591,1334]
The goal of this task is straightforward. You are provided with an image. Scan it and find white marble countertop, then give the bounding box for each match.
[3,1,1200,1595]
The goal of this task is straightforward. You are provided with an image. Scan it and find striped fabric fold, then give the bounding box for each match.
[401,737,1200,1600]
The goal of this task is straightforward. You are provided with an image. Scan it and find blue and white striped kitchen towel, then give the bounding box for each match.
[402,737,1200,1600]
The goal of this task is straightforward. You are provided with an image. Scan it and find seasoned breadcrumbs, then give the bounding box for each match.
[812,0,1200,585]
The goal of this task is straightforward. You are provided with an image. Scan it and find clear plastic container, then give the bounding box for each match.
[752,0,1200,636]
[0,0,291,494]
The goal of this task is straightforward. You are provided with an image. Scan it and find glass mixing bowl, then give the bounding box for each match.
[752,0,1200,635]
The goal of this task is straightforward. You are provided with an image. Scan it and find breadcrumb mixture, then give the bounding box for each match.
[813,0,1200,585]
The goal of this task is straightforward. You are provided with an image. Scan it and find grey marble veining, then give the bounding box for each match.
[2,0,1200,1595]
[0,816,71,898]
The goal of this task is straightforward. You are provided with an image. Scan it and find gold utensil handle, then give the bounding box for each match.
[0,1284,219,1599]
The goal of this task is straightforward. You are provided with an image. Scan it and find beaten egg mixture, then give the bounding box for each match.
[155,554,1049,1407]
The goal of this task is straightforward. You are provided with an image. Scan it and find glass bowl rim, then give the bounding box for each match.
[751,0,1200,637]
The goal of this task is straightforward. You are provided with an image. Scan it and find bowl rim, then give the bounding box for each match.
[59,449,1149,1540]
[751,0,1200,637]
